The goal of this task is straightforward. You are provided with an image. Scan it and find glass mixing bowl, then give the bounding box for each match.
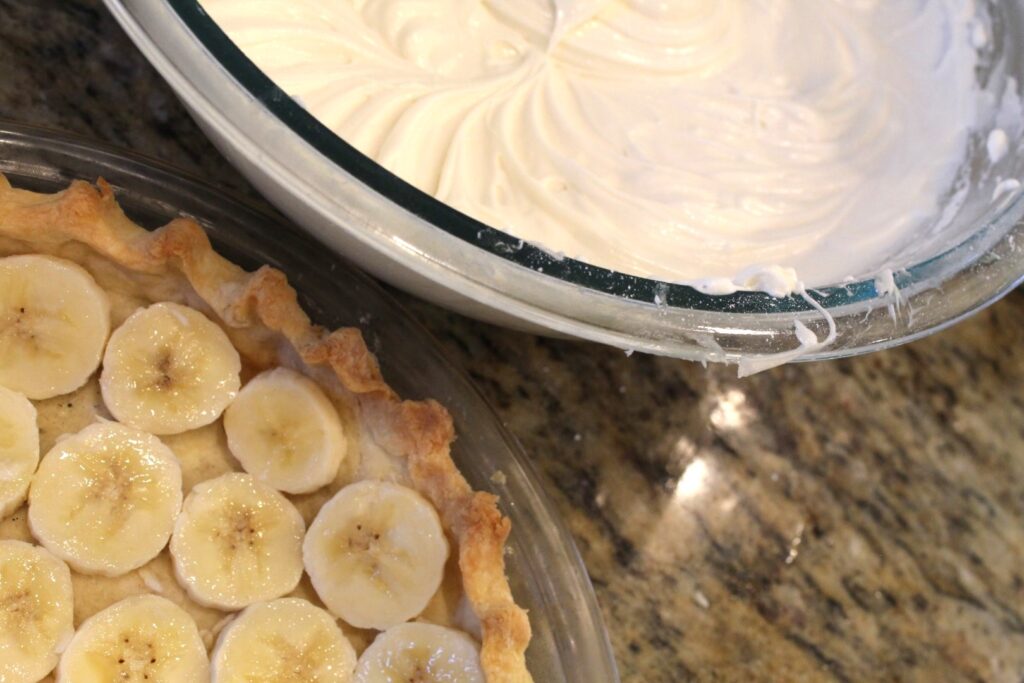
[0,121,620,683]
[105,0,1024,367]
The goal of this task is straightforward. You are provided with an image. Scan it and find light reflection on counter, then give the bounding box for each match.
[710,389,751,430]
[674,457,712,501]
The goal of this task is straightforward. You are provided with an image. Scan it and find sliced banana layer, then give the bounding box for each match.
[0,386,39,518]
[211,598,357,682]
[304,480,449,630]
[0,255,111,400]
[0,540,75,683]
[28,422,183,576]
[101,302,241,435]
[170,472,305,610]
[57,594,209,682]
[354,622,484,683]
[224,367,346,494]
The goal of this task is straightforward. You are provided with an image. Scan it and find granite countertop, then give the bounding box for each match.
[3,2,1024,681]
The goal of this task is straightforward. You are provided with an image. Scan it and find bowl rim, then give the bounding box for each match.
[167,0,1024,316]
[0,118,622,683]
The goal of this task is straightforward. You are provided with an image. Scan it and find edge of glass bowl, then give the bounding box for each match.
[0,120,621,683]
[104,0,1024,365]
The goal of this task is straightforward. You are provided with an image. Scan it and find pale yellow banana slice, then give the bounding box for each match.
[303,480,449,630]
[56,594,209,682]
[0,255,110,400]
[211,598,357,682]
[354,622,484,683]
[170,472,305,610]
[0,386,39,518]
[28,422,183,576]
[0,540,75,683]
[100,302,241,435]
[223,367,346,494]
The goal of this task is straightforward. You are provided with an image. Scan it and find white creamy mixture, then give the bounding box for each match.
[205,0,989,294]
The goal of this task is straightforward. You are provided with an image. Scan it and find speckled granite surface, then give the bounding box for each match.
[2,2,1023,681]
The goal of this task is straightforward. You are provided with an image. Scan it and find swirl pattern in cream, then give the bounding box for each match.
[204,0,985,292]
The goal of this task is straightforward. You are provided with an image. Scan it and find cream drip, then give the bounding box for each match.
[204,0,989,294]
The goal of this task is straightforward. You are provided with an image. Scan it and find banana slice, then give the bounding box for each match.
[170,472,305,610]
[354,622,484,683]
[0,540,75,683]
[0,255,111,400]
[57,594,209,682]
[100,302,241,435]
[0,386,39,518]
[223,367,346,494]
[28,422,183,576]
[303,480,449,630]
[211,598,357,682]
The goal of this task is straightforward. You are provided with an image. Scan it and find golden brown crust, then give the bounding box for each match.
[0,175,533,682]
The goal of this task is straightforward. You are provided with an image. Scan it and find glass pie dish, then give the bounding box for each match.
[103,0,1024,368]
[0,121,620,683]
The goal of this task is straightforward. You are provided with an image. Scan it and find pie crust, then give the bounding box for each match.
[0,175,532,682]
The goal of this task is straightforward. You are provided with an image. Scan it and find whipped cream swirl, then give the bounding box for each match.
[205,0,985,293]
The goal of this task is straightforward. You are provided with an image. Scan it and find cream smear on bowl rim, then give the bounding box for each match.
[201,0,1010,299]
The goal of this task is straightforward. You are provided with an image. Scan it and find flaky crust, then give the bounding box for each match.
[0,175,532,682]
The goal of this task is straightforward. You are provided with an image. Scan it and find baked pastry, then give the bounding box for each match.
[0,175,531,682]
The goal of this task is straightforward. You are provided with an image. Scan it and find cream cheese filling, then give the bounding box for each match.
[205,0,994,294]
